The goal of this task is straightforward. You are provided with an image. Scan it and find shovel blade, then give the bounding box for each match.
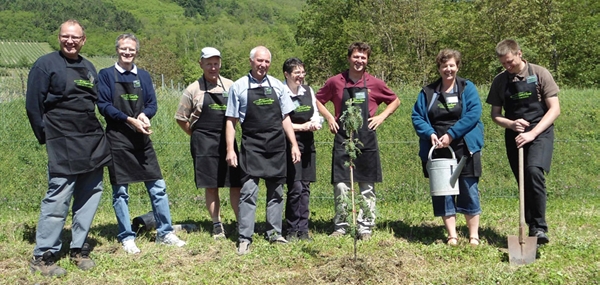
[508,235,538,265]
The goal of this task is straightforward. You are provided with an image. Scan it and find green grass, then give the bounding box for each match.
[0,88,598,284]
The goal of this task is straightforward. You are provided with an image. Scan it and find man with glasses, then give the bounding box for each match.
[175,47,241,239]
[26,19,111,277]
[97,33,186,255]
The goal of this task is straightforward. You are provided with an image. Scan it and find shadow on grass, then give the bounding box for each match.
[380,219,507,247]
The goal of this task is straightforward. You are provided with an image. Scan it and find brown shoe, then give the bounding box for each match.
[29,251,67,277]
[69,243,95,271]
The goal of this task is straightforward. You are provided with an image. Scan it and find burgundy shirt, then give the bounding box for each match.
[316,70,397,119]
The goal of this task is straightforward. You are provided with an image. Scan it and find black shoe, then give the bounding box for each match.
[297,231,312,241]
[530,230,550,245]
[70,243,95,270]
[30,251,67,277]
[286,231,299,242]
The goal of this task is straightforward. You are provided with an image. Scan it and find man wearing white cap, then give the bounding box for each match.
[175,47,241,239]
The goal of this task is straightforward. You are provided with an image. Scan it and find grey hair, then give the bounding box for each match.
[115,33,140,52]
[249,46,271,60]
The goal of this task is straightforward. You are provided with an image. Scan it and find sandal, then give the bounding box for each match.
[469,237,480,246]
[447,236,458,246]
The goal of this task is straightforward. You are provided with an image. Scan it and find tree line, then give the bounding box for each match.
[0,0,597,88]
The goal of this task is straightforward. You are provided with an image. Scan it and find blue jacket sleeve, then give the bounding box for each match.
[140,70,157,119]
[411,89,435,140]
[446,81,482,140]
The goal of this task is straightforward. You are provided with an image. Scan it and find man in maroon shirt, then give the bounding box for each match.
[316,42,400,240]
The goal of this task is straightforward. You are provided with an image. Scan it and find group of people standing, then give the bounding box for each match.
[25,19,559,277]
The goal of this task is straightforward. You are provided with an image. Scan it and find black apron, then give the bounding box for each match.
[287,85,316,183]
[331,77,382,183]
[190,76,241,188]
[423,83,481,178]
[44,57,110,175]
[106,67,162,184]
[503,64,553,172]
[240,76,286,183]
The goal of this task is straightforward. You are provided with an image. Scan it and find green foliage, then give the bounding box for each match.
[0,0,141,55]
[340,100,364,167]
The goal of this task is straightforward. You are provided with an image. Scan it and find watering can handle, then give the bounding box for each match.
[427,145,456,161]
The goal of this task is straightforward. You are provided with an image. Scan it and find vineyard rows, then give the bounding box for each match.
[0,41,53,66]
[0,41,115,69]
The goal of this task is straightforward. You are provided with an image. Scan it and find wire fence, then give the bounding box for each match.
[1,71,599,205]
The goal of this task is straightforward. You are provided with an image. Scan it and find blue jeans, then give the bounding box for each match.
[33,168,104,256]
[112,179,174,242]
[432,177,481,217]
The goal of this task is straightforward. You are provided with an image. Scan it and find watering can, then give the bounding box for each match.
[426,145,467,196]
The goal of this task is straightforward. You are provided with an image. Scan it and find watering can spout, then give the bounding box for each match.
[449,156,467,187]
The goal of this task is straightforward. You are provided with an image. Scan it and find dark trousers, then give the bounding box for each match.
[285,180,311,233]
[509,164,548,233]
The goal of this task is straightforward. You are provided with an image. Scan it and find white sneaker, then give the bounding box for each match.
[122,239,141,254]
[156,232,186,247]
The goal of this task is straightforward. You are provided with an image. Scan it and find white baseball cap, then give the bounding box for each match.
[200,47,221,59]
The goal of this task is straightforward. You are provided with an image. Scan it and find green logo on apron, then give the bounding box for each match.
[209,103,227,111]
[120,94,139,101]
[253,98,275,106]
[511,91,531,100]
[295,105,311,113]
[438,103,457,109]
[133,80,141,88]
[74,79,94,88]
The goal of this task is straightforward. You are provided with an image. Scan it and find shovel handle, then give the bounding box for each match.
[518,147,526,243]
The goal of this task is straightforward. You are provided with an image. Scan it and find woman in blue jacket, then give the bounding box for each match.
[412,49,484,246]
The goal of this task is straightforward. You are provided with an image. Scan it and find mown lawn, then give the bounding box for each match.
[0,88,598,284]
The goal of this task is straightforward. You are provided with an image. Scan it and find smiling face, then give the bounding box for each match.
[348,49,369,74]
[200,56,221,84]
[117,38,138,68]
[438,57,459,82]
[58,23,86,59]
[499,50,524,74]
[250,47,271,80]
[284,65,306,88]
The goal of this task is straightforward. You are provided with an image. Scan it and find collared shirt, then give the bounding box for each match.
[284,81,320,123]
[174,75,233,126]
[226,72,295,123]
[115,62,138,74]
[315,70,398,119]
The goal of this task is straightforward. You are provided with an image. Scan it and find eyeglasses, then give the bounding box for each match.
[292,71,307,76]
[60,35,84,42]
[118,47,137,53]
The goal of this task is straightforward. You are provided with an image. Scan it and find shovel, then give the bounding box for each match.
[508,147,538,265]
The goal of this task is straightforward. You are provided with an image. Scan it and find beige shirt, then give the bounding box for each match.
[486,61,559,107]
[174,75,234,127]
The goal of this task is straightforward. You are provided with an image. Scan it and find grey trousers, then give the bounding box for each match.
[238,177,284,243]
[333,182,376,234]
[33,168,104,256]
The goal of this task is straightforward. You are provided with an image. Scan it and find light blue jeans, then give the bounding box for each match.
[33,168,103,256]
[112,179,174,242]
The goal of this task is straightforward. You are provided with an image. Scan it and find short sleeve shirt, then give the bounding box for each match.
[174,75,233,126]
[486,62,559,107]
[225,73,295,123]
[315,70,398,119]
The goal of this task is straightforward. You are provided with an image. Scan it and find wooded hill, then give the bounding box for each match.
[0,0,597,88]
